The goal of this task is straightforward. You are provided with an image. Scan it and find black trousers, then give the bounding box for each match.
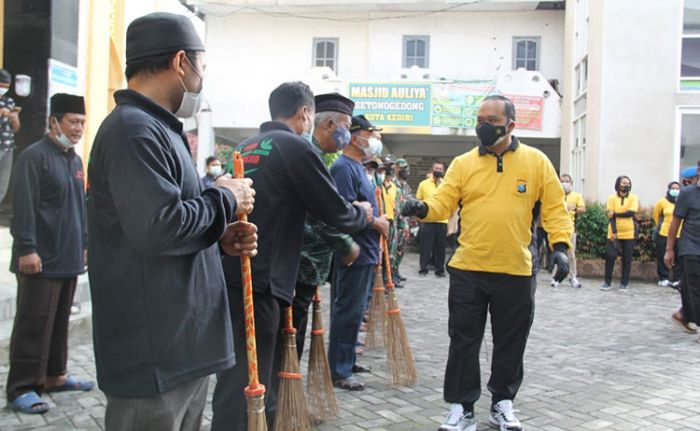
[604,239,635,286]
[655,235,680,281]
[443,268,536,411]
[211,288,281,431]
[420,222,447,273]
[291,281,316,360]
[6,275,77,401]
[681,256,700,325]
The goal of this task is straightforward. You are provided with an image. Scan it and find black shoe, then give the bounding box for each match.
[333,376,365,391]
[418,270,428,277]
[435,271,446,278]
[352,364,371,373]
[397,273,407,282]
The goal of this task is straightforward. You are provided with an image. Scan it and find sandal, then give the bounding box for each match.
[8,391,49,414]
[333,376,365,391]
[45,375,95,393]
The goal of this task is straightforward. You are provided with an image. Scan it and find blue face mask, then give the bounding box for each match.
[332,125,351,150]
[669,189,680,198]
[301,132,313,145]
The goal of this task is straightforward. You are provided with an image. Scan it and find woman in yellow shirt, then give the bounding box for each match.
[653,181,681,288]
[602,176,639,291]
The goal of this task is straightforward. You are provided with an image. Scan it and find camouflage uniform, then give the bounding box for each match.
[393,160,413,278]
[293,139,356,357]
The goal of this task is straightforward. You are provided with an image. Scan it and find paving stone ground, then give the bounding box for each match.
[1,252,699,430]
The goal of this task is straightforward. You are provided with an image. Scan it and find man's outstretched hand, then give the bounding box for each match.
[401,199,428,218]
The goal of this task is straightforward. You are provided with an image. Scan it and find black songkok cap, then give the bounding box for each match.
[315,93,354,116]
[126,12,205,64]
[350,114,382,133]
[50,93,85,115]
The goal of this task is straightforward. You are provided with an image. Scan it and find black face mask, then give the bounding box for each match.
[619,185,631,193]
[433,170,444,179]
[475,122,510,147]
[398,169,409,180]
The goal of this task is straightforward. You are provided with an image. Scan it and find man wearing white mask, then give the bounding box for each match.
[7,93,93,415]
[87,13,257,430]
[201,155,223,189]
[553,173,586,288]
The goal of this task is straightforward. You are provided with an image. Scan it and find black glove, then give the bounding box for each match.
[550,243,570,283]
[401,199,428,218]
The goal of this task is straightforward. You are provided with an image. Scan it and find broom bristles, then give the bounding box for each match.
[245,392,268,431]
[307,299,337,424]
[274,330,311,431]
[385,288,417,387]
[365,269,387,351]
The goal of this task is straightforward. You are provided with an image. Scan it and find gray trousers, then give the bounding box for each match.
[0,149,12,204]
[105,376,209,431]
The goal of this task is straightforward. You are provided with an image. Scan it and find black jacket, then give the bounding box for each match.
[10,136,86,277]
[87,89,237,397]
[222,121,369,304]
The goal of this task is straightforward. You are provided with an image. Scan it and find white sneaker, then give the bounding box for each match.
[439,404,477,431]
[549,279,559,287]
[570,277,582,288]
[489,400,523,431]
[658,280,670,287]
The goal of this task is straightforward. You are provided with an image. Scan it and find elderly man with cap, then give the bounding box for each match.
[212,83,375,430]
[7,93,93,414]
[0,68,20,205]
[87,13,256,430]
[327,115,390,391]
[292,93,361,359]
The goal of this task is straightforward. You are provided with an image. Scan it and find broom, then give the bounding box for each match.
[306,286,337,424]
[233,152,268,431]
[274,306,311,431]
[377,188,417,387]
[365,188,389,351]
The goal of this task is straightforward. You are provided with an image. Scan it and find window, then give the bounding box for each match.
[680,111,700,172]
[313,38,338,72]
[575,56,588,96]
[570,115,587,195]
[513,37,540,71]
[403,35,430,68]
[682,0,700,89]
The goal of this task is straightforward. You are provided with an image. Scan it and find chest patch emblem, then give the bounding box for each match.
[516,179,527,194]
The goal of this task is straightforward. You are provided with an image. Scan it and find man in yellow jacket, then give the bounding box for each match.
[402,95,572,431]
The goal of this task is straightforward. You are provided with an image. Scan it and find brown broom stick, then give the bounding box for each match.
[274,306,311,431]
[306,286,338,424]
[365,265,387,351]
[377,187,417,387]
[233,152,268,431]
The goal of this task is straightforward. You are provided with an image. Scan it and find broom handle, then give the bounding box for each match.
[284,306,296,334]
[233,152,265,394]
[375,187,395,289]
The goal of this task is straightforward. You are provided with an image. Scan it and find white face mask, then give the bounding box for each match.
[209,165,222,177]
[562,182,571,193]
[53,119,75,149]
[368,138,383,157]
[0,88,8,97]
[175,56,205,119]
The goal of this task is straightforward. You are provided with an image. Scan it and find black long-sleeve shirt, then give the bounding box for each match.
[222,121,369,304]
[10,136,86,277]
[87,89,238,398]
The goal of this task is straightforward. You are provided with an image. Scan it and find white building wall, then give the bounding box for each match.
[595,0,683,206]
[205,10,564,129]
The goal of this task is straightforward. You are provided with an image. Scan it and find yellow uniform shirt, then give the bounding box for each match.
[653,198,681,238]
[382,182,397,220]
[421,139,572,276]
[565,191,585,231]
[606,193,639,240]
[416,178,448,224]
